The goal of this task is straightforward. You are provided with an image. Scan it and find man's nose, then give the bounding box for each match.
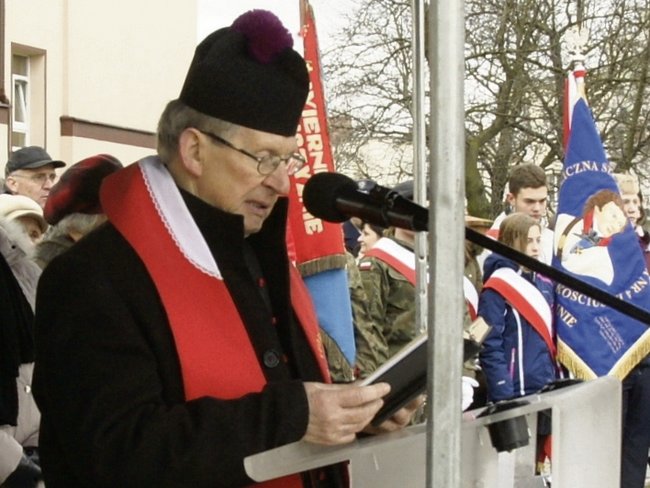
[263,164,290,196]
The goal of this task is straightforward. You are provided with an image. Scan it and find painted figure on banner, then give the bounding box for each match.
[555,189,627,285]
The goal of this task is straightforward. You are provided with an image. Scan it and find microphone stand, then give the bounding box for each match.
[358,186,650,326]
[360,181,429,231]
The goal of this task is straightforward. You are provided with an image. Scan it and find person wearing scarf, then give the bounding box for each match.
[0,219,43,487]
[32,10,418,488]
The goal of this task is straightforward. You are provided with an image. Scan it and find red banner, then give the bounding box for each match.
[288,0,345,270]
[563,65,586,150]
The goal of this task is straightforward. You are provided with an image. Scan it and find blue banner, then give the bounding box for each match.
[304,268,356,365]
[553,99,650,379]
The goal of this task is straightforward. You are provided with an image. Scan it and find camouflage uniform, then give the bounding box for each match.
[318,252,390,383]
[346,252,389,378]
[358,237,417,367]
[320,328,355,383]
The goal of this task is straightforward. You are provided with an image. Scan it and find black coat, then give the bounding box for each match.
[32,194,325,488]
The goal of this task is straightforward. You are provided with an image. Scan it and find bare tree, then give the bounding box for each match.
[324,0,415,185]
[323,0,650,217]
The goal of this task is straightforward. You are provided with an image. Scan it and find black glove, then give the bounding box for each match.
[1,453,42,488]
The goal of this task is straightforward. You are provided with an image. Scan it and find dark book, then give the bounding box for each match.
[360,317,490,426]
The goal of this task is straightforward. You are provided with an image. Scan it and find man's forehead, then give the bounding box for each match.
[17,164,57,174]
[516,186,547,200]
[233,124,298,154]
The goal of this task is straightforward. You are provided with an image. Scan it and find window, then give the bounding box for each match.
[12,54,30,149]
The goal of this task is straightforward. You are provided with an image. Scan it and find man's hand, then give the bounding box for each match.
[302,382,390,445]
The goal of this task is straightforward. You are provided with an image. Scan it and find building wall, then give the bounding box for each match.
[1,0,197,174]
[63,0,196,132]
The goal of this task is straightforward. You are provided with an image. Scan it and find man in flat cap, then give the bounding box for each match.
[4,146,66,208]
[33,10,418,488]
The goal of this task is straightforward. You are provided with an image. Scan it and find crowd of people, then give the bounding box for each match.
[474,164,649,487]
[1,10,422,488]
[341,162,650,487]
[0,147,124,487]
[0,7,648,488]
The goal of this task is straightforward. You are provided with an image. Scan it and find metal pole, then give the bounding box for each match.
[576,0,583,27]
[412,0,427,334]
[425,0,465,486]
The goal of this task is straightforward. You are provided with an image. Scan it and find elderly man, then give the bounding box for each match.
[33,10,418,488]
[4,146,66,208]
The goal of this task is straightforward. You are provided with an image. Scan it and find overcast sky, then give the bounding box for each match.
[197,0,352,51]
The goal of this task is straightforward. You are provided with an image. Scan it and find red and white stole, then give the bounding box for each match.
[463,276,479,321]
[483,267,556,357]
[100,157,329,396]
[101,159,331,487]
[363,237,416,285]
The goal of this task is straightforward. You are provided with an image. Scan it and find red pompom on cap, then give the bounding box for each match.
[231,9,294,64]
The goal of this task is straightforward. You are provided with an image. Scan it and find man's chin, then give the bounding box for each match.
[243,217,265,237]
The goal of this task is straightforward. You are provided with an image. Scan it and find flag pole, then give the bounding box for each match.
[290,0,357,373]
[563,22,588,149]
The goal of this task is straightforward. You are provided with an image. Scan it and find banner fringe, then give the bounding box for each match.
[558,335,650,381]
[557,341,597,381]
[298,254,348,277]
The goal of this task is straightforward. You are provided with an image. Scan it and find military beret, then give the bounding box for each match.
[44,154,123,225]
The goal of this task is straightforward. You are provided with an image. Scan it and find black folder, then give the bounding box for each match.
[360,318,489,426]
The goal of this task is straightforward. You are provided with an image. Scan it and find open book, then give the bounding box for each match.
[359,317,490,426]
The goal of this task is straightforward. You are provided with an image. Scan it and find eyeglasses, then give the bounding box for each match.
[9,172,57,186]
[197,129,306,176]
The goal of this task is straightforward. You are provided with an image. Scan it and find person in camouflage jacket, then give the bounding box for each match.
[358,228,417,364]
[321,252,390,382]
[347,252,389,378]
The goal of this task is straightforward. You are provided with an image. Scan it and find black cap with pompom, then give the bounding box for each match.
[179,9,309,137]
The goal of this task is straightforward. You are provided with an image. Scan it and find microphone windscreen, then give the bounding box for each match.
[303,172,358,223]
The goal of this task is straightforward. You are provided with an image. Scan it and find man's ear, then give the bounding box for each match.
[4,176,18,194]
[178,128,204,177]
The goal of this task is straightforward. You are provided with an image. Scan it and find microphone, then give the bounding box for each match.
[303,172,428,231]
